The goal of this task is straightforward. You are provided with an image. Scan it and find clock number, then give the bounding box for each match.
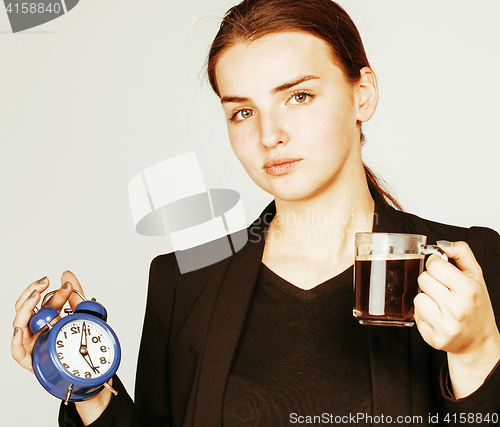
[94,366,100,374]
[71,326,81,334]
[63,331,67,339]
[56,340,64,348]
[72,370,80,377]
[100,357,107,364]
[100,345,107,353]
[85,371,91,378]
[57,352,63,359]
[92,336,101,343]
[63,363,70,369]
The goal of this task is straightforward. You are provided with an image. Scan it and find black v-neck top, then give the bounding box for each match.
[223,263,372,426]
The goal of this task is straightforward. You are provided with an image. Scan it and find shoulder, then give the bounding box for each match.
[145,253,178,310]
[148,252,178,290]
[396,209,470,241]
[142,201,274,302]
[149,252,177,274]
[393,207,500,269]
[391,207,497,242]
[390,208,500,311]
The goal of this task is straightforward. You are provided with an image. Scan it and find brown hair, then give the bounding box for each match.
[206,0,402,210]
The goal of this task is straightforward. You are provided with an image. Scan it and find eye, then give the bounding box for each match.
[287,91,314,105]
[230,108,255,122]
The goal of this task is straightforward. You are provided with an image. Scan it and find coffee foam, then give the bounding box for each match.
[355,254,422,261]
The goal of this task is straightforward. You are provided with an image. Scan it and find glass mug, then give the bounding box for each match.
[353,233,447,327]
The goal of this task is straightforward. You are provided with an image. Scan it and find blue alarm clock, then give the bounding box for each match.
[29,290,121,404]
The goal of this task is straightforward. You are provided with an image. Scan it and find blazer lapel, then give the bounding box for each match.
[192,202,276,426]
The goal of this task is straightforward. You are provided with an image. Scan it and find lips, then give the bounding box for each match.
[264,157,302,176]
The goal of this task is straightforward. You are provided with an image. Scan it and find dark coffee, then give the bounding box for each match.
[354,256,423,325]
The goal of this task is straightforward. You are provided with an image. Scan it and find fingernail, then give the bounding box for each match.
[13,327,19,337]
[437,240,452,247]
[28,290,37,299]
[37,276,48,285]
[62,281,69,290]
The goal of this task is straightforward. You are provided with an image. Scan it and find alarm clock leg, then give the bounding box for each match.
[103,381,118,396]
[64,386,74,406]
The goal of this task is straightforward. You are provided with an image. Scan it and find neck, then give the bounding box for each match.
[269,178,375,261]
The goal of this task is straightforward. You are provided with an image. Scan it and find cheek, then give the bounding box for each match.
[288,107,349,155]
[229,133,252,173]
[228,128,244,157]
[228,128,257,169]
[310,100,356,148]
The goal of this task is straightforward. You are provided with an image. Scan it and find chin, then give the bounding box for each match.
[266,184,320,203]
[251,169,332,202]
[267,173,344,203]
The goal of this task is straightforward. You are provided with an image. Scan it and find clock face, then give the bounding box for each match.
[55,319,115,379]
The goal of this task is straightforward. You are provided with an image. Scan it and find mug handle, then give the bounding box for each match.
[420,245,448,261]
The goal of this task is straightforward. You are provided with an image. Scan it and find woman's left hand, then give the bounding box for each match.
[414,241,500,399]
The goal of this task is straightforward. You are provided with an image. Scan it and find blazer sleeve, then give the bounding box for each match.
[135,253,176,426]
[58,375,137,427]
[58,254,176,427]
[439,227,500,422]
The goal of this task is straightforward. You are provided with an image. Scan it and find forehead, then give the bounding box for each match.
[215,31,345,97]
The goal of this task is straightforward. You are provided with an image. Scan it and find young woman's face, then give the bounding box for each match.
[216,31,366,203]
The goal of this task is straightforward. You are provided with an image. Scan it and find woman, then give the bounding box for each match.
[12,0,500,425]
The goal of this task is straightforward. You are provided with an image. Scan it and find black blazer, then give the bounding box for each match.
[60,191,500,426]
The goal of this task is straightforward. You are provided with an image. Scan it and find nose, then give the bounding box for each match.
[259,112,288,150]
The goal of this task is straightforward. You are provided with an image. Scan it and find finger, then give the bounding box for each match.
[15,276,50,312]
[11,327,33,372]
[13,288,42,331]
[61,270,86,309]
[43,280,74,311]
[414,293,442,348]
[417,271,452,315]
[436,241,483,281]
[425,253,476,294]
[414,305,436,345]
[414,306,424,326]
[414,292,443,327]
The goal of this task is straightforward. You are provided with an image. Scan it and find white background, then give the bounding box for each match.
[1,0,499,425]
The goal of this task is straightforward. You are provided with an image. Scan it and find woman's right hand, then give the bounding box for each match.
[11,270,85,372]
[12,271,113,425]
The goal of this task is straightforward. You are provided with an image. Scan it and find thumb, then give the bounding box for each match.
[436,240,483,281]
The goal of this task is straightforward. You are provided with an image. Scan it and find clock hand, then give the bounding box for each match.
[80,322,87,348]
[82,351,98,374]
[78,322,98,374]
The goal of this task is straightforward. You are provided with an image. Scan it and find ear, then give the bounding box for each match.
[356,67,379,122]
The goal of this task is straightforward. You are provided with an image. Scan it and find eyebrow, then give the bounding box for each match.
[220,75,321,104]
